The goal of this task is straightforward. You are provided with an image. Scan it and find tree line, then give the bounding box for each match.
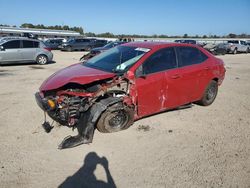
[85,32,250,39]
[1,24,249,38]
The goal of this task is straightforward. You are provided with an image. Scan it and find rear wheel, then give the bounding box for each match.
[36,54,48,65]
[96,103,134,133]
[196,80,218,106]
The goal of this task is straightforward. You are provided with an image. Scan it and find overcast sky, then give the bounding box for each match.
[0,0,249,35]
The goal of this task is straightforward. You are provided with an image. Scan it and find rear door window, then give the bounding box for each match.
[177,47,208,67]
[33,41,39,48]
[75,39,82,43]
[22,40,34,48]
[82,39,91,42]
[2,40,21,49]
[142,47,177,75]
[22,40,40,48]
[55,40,62,44]
[240,41,246,45]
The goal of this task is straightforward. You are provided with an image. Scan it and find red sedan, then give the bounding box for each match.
[35,42,226,149]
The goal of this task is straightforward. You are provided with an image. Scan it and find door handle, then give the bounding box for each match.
[170,74,181,79]
[204,67,210,70]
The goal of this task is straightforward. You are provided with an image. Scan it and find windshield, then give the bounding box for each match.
[66,38,74,43]
[228,40,238,44]
[84,46,150,73]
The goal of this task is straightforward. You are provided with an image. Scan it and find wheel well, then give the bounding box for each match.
[37,54,48,59]
[212,78,218,82]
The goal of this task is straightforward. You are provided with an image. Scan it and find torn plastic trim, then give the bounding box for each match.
[58,97,122,149]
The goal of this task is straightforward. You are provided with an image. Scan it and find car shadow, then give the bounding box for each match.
[0,61,56,67]
[58,152,116,188]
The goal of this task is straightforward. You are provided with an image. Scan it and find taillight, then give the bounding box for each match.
[44,47,51,52]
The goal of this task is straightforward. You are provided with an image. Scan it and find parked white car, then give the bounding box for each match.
[225,40,249,54]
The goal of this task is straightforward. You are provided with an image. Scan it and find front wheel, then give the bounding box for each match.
[96,103,134,133]
[196,80,218,106]
[233,48,237,54]
[36,55,48,65]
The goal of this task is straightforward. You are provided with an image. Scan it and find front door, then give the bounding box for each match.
[0,40,22,63]
[135,47,178,117]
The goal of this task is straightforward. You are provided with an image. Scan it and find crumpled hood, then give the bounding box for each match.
[40,63,115,91]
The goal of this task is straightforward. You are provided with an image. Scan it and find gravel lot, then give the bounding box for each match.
[0,51,250,188]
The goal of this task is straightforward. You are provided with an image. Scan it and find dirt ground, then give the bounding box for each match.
[0,51,250,188]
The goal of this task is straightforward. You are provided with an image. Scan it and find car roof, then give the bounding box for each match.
[122,41,198,49]
[0,37,40,44]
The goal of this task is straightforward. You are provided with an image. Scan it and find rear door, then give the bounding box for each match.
[81,39,91,49]
[74,39,82,49]
[21,40,40,61]
[0,40,22,63]
[175,46,209,103]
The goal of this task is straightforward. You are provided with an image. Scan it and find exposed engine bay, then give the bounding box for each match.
[35,76,135,149]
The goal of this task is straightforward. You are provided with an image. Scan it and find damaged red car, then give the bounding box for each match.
[35,42,225,149]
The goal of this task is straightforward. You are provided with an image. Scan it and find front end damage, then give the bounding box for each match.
[35,76,135,149]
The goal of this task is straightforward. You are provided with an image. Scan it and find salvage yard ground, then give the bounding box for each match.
[0,51,250,188]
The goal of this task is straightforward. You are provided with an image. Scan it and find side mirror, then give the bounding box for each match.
[126,70,135,80]
[0,46,5,51]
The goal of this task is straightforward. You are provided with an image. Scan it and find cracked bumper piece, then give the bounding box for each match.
[58,135,92,149]
[35,92,50,111]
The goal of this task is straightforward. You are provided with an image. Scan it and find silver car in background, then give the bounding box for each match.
[0,37,53,65]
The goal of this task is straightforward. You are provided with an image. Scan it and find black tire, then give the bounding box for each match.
[196,80,218,106]
[66,46,72,52]
[246,48,249,54]
[233,48,237,55]
[96,103,134,133]
[36,54,48,65]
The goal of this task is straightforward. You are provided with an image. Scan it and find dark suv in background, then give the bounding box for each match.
[44,38,64,50]
[80,41,127,61]
[60,38,107,51]
[175,39,197,44]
